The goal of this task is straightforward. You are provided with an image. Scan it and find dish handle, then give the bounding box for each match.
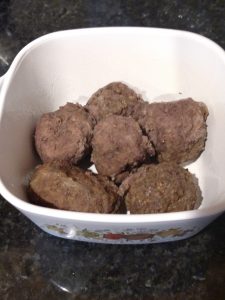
[0,74,5,90]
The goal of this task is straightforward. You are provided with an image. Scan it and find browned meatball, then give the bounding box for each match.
[29,163,122,213]
[91,115,155,180]
[119,162,202,214]
[130,98,208,164]
[35,103,95,165]
[86,82,143,122]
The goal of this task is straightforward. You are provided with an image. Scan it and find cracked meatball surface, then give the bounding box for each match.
[86,82,143,122]
[130,98,208,164]
[35,103,95,165]
[29,162,122,213]
[91,115,155,180]
[119,162,202,214]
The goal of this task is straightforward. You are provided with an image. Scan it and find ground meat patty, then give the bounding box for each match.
[91,115,155,179]
[119,162,202,214]
[86,82,143,122]
[28,162,122,213]
[35,103,95,165]
[130,98,208,164]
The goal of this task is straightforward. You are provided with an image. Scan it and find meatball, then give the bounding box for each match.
[86,82,143,122]
[130,98,208,164]
[91,115,155,180]
[35,103,95,165]
[119,162,202,214]
[28,162,122,213]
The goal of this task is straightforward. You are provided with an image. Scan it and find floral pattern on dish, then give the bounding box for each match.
[43,224,196,241]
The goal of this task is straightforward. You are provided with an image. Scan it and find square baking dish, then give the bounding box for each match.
[0,27,225,244]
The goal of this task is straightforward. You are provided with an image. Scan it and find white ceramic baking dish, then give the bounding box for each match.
[0,27,225,244]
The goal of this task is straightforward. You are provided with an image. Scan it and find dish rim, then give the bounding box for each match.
[0,27,225,224]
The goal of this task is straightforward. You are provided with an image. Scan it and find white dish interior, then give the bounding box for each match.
[0,27,225,225]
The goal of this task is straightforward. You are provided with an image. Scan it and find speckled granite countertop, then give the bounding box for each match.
[0,1,225,299]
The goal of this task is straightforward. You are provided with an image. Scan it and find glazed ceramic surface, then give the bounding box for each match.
[0,27,225,244]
